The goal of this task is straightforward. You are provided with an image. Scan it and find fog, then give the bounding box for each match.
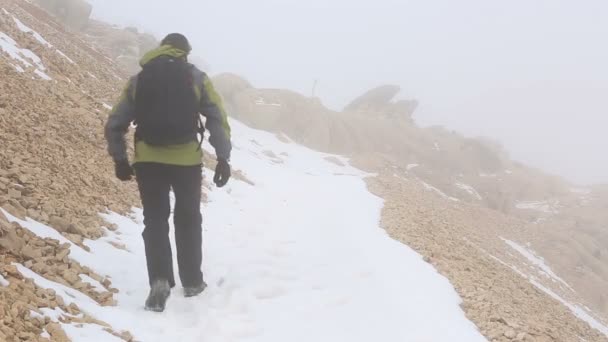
[88,0,608,185]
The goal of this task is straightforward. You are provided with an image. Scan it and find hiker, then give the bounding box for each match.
[104,33,232,312]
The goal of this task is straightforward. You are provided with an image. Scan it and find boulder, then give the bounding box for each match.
[343,85,418,121]
[343,85,401,112]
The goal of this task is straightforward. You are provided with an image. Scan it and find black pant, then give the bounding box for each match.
[135,163,203,288]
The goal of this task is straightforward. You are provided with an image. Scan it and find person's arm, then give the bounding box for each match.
[105,78,137,162]
[198,73,232,161]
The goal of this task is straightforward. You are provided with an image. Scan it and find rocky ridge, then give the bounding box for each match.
[1,0,138,339]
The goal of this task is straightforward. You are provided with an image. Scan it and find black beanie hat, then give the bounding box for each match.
[161,33,191,53]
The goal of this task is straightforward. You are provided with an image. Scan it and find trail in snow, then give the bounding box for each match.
[4,120,485,341]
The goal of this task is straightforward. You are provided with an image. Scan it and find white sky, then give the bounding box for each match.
[88,0,608,185]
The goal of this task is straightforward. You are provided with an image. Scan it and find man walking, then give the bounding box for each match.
[104,33,232,312]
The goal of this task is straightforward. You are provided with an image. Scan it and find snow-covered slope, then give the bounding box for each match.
[4,120,486,341]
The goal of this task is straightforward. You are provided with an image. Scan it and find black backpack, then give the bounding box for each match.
[134,56,203,146]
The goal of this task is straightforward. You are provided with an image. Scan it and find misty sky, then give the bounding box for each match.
[88,0,608,185]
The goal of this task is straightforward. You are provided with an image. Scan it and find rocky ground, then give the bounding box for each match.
[1,0,607,341]
[0,0,139,339]
[361,161,607,342]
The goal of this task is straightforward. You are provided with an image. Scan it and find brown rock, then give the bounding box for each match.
[0,228,25,253]
[505,329,517,339]
[45,323,69,342]
[8,188,21,199]
[20,244,43,260]
[49,216,70,233]
[61,269,80,285]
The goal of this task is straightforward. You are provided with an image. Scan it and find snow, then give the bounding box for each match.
[455,182,483,200]
[34,68,52,80]
[406,163,419,171]
[3,119,485,341]
[422,182,460,202]
[12,16,53,48]
[57,49,76,64]
[254,96,282,107]
[530,280,608,337]
[63,324,124,342]
[0,274,8,286]
[0,31,50,78]
[31,308,64,322]
[515,200,559,214]
[102,102,113,110]
[489,255,608,338]
[501,238,572,290]
[0,32,33,67]
[433,142,441,151]
[9,63,24,72]
[479,173,497,178]
[15,264,124,340]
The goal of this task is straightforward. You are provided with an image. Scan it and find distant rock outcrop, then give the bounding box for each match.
[344,84,418,121]
[84,20,158,73]
[33,0,92,29]
[212,73,253,104]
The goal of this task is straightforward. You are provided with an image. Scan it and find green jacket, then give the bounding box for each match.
[104,46,232,166]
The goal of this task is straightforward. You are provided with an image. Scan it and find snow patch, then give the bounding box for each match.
[102,102,113,110]
[34,68,52,80]
[490,255,608,338]
[406,163,419,171]
[422,182,460,202]
[455,182,483,200]
[57,49,76,64]
[530,279,608,337]
[0,31,49,78]
[12,16,53,48]
[254,96,282,107]
[9,63,24,72]
[0,274,8,286]
[433,142,441,151]
[501,238,572,290]
[515,200,559,214]
[0,32,33,67]
[479,173,497,178]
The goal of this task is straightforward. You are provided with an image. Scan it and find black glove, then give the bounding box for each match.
[115,160,134,181]
[213,159,231,188]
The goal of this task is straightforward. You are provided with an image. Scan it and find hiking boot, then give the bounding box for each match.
[184,281,207,298]
[145,280,171,312]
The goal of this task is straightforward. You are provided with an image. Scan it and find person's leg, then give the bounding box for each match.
[170,164,204,289]
[134,163,176,288]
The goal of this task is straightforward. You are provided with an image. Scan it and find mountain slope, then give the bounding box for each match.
[4,120,488,341]
[1,1,607,341]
